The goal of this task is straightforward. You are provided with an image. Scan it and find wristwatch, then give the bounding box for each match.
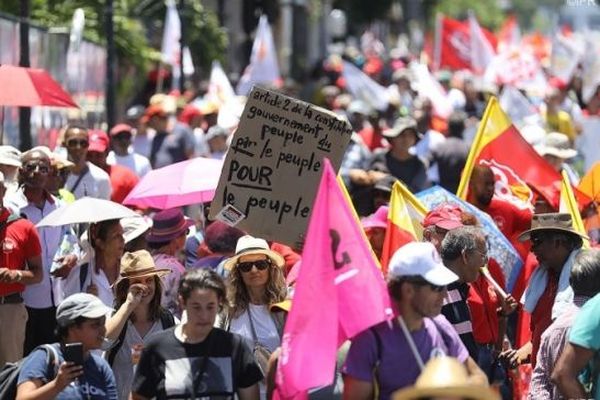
[15,270,23,282]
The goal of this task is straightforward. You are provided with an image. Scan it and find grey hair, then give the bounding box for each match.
[440,226,484,262]
[570,249,600,297]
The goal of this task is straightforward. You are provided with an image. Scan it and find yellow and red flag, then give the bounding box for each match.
[380,181,428,273]
[457,97,589,210]
[560,170,590,248]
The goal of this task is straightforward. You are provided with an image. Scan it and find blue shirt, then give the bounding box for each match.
[569,293,600,399]
[18,343,117,400]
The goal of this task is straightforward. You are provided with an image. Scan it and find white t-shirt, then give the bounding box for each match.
[61,259,114,308]
[112,320,165,400]
[65,162,112,200]
[229,304,280,352]
[107,151,152,178]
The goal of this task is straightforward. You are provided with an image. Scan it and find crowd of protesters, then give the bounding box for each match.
[3,37,600,400]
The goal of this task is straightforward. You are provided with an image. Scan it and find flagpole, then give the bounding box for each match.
[456,96,496,199]
[156,61,164,94]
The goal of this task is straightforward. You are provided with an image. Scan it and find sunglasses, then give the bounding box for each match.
[405,277,447,292]
[237,259,270,273]
[66,139,89,148]
[23,163,50,174]
[530,234,552,248]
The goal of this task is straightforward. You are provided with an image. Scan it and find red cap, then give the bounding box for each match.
[109,123,133,136]
[144,104,167,119]
[88,129,110,153]
[422,204,464,230]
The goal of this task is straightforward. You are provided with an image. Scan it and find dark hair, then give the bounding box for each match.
[447,111,466,138]
[553,231,584,251]
[147,239,171,250]
[55,316,87,340]
[178,268,227,305]
[570,249,600,297]
[90,219,121,249]
[114,275,164,322]
[440,226,483,261]
[204,221,245,254]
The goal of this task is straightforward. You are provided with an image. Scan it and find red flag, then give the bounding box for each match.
[435,16,497,71]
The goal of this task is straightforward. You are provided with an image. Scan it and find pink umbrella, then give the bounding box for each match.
[123,157,224,209]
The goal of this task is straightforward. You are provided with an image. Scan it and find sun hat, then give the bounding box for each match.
[56,293,113,327]
[534,132,578,160]
[205,125,229,142]
[383,117,421,140]
[223,235,285,271]
[387,242,458,286]
[49,151,75,170]
[121,215,152,244]
[518,212,590,242]
[361,206,388,230]
[422,204,464,231]
[0,145,22,167]
[114,250,170,286]
[88,129,110,153]
[146,208,194,244]
[392,357,499,400]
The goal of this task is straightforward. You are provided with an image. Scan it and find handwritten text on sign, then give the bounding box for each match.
[209,87,353,247]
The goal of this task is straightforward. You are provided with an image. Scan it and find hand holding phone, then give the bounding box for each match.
[63,342,84,366]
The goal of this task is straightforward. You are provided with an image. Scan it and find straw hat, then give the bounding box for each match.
[392,357,499,400]
[534,132,577,160]
[115,250,170,286]
[223,235,285,271]
[518,212,590,242]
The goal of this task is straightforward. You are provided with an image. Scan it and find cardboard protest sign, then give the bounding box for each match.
[209,86,353,247]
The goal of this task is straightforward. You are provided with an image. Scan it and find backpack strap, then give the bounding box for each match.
[79,263,89,292]
[68,165,89,193]
[159,308,175,328]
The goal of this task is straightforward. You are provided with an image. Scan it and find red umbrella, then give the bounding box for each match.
[0,64,78,107]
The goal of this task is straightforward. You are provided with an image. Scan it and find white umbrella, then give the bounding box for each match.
[37,197,139,227]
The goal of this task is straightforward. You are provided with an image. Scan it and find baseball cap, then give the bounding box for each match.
[383,117,421,140]
[0,145,22,167]
[422,204,464,231]
[88,129,110,153]
[56,293,113,327]
[388,242,458,286]
[109,123,133,137]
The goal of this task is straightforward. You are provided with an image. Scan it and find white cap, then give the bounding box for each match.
[388,242,458,286]
[0,146,22,167]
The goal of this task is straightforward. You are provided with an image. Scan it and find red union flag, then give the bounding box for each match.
[434,15,497,72]
[457,97,590,210]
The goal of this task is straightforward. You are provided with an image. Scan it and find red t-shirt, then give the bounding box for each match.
[0,209,42,296]
[530,268,559,368]
[483,198,532,261]
[107,164,139,204]
[468,275,501,345]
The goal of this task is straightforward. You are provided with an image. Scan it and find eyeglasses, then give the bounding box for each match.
[23,163,50,174]
[404,277,447,292]
[237,259,270,273]
[66,139,89,148]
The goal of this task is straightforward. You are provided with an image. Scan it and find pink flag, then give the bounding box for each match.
[274,159,392,399]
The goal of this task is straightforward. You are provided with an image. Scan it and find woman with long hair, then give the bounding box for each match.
[220,235,288,399]
[61,218,125,307]
[105,250,176,400]
[131,268,262,400]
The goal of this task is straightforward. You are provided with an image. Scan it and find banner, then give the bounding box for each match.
[341,61,389,112]
[209,87,353,247]
[274,159,392,398]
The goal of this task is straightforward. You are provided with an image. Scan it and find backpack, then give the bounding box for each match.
[0,344,58,400]
[105,309,175,366]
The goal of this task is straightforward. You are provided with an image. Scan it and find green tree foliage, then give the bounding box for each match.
[431,0,503,30]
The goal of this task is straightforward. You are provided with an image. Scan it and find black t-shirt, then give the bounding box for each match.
[132,327,263,399]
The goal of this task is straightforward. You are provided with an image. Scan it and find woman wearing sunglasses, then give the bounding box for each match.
[219,235,288,399]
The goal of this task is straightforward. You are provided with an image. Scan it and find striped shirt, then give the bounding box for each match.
[442,281,479,360]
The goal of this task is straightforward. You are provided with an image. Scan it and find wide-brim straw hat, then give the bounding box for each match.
[223,235,285,271]
[392,357,499,400]
[518,212,590,242]
[114,250,170,286]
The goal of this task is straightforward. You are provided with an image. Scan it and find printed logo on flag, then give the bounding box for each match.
[480,159,533,210]
[215,204,246,227]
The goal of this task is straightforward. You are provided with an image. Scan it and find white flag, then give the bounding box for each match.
[581,32,600,103]
[208,60,236,105]
[550,34,582,85]
[236,15,281,96]
[469,11,495,75]
[161,0,181,67]
[410,63,452,119]
[499,85,538,124]
[341,61,389,112]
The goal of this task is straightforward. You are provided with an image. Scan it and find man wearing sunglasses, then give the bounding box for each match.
[343,242,487,400]
[63,125,111,200]
[500,213,586,372]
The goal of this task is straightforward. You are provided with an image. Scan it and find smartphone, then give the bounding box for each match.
[63,342,84,366]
